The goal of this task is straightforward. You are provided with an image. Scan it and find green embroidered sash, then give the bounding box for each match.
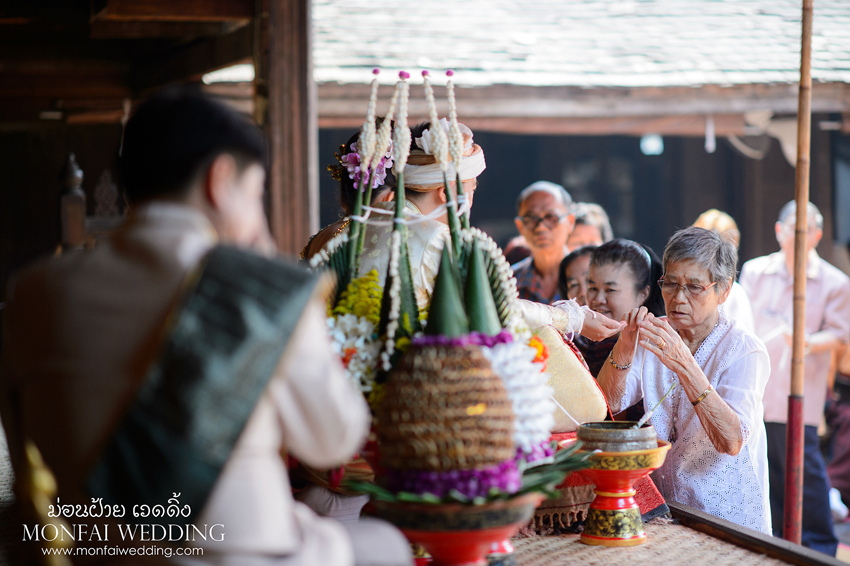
[87,246,322,525]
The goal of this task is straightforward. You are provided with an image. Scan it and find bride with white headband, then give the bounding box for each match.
[359,118,481,310]
[357,117,623,341]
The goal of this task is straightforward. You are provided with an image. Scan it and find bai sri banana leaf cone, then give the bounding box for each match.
[423,243,468,338]
[463,237,502,337]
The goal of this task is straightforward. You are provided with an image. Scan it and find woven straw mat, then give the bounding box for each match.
[512,518,789,566]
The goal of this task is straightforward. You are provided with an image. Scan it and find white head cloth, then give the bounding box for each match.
[404,119,486,188]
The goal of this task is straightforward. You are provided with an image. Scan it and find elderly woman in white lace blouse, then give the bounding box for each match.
[597,227,771,533]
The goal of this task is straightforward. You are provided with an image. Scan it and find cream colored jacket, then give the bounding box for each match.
[1,202,369,563]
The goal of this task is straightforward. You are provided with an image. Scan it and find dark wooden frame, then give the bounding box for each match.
[265,0,318,255]
[667,501,845,566]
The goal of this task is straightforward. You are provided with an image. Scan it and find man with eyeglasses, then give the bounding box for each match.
[740,201,850,556]
[511,181,575,304]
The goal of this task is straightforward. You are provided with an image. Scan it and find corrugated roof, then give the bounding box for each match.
[313,0,850,88]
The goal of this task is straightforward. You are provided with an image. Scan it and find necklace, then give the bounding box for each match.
[668,315,722,443]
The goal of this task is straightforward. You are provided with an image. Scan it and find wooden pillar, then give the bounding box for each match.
[784,0,813,545]
[264,0,318,255]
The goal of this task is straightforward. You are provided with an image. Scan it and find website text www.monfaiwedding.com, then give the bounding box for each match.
[42,545,204,559]
[22,494,223,559]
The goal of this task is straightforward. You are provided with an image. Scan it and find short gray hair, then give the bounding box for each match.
[515,181,572,213]
[778,200,824,230]
[662,227,737,292]
[574,202,614,242]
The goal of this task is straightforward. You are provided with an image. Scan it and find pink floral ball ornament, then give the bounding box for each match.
[342,140,394,192]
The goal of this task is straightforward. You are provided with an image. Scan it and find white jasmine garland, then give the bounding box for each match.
[309,230,349,269]
[374,85,400,166]
[421,72,450,171]
[358,76,380,173]
[460,227,525,335]
[393,81,411,175]
[446,76,463,170]
[381,231,403,371]
[481,341,555,453]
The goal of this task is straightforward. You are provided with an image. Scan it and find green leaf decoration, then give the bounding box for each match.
[458,232,512,328]
[464,238,502,336]
[324,236,352,307]
[487,253,512,325]
[347,184,365,275]
[424,243,469,337]
[456,171,470,229]
[342,443,590,506]
[442,172,463,257]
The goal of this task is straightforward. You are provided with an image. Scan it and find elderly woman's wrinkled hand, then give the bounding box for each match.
[639,316,694,375]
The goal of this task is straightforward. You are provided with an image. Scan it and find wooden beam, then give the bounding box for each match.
[667,502,844,566]
[266,0,318,255]
[93,0,253,22]
[65,109,126,124]
[130,24,252,91]
[320,114,748,137]
[89,20,230,38]
[0,74,131,99]
[318,81,850,121]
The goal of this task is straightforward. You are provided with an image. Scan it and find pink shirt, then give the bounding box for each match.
[740,251,850,426]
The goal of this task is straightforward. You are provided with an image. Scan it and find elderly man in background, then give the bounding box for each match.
[740,201,850,556]
[568,202,614,250]
[692,209,755,333]
[512,181,575,304]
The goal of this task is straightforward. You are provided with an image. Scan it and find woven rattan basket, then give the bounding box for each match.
[376,343,514,471]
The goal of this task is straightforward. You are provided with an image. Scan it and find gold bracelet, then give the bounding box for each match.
[608,353,631,371]
[691,384,714,407]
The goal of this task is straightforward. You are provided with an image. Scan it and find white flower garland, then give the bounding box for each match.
[381,230,403,372]
[460,227,526,336]
[308,229,349,269]
[481,340,555,453]
[446,73,464,172]
[421,71,450,172]
[358,74,380,174]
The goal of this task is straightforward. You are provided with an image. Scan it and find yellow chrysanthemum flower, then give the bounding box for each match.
[333,270,383,327]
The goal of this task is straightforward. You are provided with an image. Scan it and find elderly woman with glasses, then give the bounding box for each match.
[597,226,771,533]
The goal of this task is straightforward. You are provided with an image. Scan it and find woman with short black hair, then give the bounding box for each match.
[574,239,664,377]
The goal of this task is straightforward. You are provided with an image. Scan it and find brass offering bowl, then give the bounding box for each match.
[564,422,669,547]
[577,421,657,452]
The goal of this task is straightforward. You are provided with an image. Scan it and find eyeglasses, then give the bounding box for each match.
[657,279,717,297]
[517,213,568,230]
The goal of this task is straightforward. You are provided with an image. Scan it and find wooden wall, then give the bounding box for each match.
[0,123,122,302]
[319,117,839,271]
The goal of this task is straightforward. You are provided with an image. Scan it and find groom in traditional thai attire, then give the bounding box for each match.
[0,89,410,565]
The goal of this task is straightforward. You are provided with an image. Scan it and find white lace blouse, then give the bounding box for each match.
[616,306,772,534]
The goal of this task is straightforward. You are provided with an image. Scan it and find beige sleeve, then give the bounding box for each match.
[517,298,584,334]
[414,229,448,312]
[267,296,370,469]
